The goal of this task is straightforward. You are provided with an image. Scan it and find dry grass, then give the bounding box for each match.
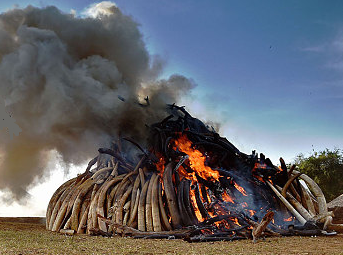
[0,217,342,255]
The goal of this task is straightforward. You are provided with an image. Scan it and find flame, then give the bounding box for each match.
[206,187,212,204]
[232,217,241,226]
[222,190,234,203]
[252,162,266,182]
[284,216,293,222]
[189,187,204,222]
[248,210,256,217]
[173,134,220,181]
[156,156,165,174]
[234,182,247,196]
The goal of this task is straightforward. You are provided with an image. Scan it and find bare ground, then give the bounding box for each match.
[0,217,342,255]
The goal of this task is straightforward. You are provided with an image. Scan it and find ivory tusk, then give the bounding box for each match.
[151,175,162,232]
[266,181,306,225]
[138,179,150,231]
[145,173,157,231]
[158,180,172,231]
[163,163,182,228]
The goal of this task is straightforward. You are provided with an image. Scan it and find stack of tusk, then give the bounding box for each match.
[47,153,336,237]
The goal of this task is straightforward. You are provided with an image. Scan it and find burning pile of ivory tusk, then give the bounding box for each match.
[46,105,343,241]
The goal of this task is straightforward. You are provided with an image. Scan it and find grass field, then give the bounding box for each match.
[0,217,342,255]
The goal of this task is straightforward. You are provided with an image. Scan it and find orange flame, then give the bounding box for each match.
[156,156,165,174]
[232,217,241,226]
[173,134,220,181]
[284,216,293,222]
[222,190,234,203]
[189,187,204,222]
[234,182,248,196]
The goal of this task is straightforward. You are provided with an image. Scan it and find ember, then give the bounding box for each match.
[46,105,342,241]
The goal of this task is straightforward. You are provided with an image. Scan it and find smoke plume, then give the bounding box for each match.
[0,3,195,200]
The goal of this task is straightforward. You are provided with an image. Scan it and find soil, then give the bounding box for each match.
[0,217,342,255]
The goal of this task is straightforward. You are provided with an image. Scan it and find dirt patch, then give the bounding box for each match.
[0,218,342,255]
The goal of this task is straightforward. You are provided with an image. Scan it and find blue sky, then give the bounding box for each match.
[1,0,343,164]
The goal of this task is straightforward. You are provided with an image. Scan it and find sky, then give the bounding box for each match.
[0,0,343,216]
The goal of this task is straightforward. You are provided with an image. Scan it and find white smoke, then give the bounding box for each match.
[83,1,118,18]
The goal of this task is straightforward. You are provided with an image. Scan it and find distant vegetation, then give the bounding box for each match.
[295,149,343,202]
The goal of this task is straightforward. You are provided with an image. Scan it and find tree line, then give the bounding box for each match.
[294,149,343,202]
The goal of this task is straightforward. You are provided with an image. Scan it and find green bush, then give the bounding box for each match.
[294,149,343,202]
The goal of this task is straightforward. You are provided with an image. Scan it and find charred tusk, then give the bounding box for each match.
[177,180,192,226]
[158,180,172,231]
[183,179,198,225]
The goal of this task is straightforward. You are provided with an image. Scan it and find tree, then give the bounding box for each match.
[294,149,343,202]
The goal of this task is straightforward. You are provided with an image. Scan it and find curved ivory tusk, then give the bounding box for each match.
[130,174,141,218]
[152,175,162,232]
[281,173,302,198]
[115,184,133,225]
[163,163,182,228]
[276,185,313,221]
[146,173,157,231]
[48,180,77,230]
[111,180,130,223]
[177,180,192,226]
[266,181,307,225]
[139,167,145,188]
[77,203,90,234]
[70,178,95,231]
[138,179,150,231]
[46,177,76,229]
[127,188,140,227]
[299,182,316,217]
[123,200,131,225]
[293,170,328,215]
[107,184,120,216]
[158,180,172,231]
[184,179,197,225]
[52,179,85,232]
[86,184,101,234]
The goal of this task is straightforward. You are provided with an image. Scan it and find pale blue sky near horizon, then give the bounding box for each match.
[1,0,343,164]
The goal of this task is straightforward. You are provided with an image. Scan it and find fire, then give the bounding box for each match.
[284,216,293,222]
[156,156,165,174]
[232,217,241,226]
[248,210,256,217]
[205,187,212,204]
[222,190,234,203]
[233,182,247,196]
[189,187,204,222]
[173,134,220,181]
